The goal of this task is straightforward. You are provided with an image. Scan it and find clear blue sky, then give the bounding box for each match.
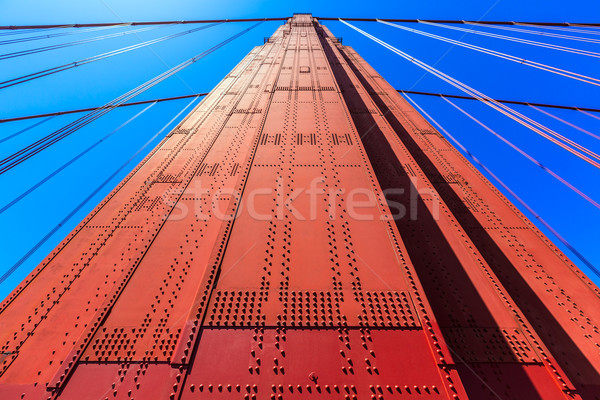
[0,0,599,299]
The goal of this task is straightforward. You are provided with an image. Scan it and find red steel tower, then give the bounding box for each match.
[1,14,599,400]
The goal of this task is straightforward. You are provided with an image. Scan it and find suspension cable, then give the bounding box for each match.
[396,90,600,113]
[340,19,600,168]
[0,116,55,144]
[0,22,262,175]
[440,95,600,209]
[404,93,600,279]
[0,94,208,124]
[419,21,600,58]
[579,109,600,122]
[0,28,59,37]
[0,23,221,90]
[0,18,288,30]
[0,24,167,61]
[2,90,597,125]
[2,18,600,30]
[516,23,600,36]
[0,101,159,215]
[530,105,600,141]
[0,97,200,285]
[377,20,600,86]
[398,90,600,141]
[464,22,600,44]
[316,17,600,28]
[0,24,126,46]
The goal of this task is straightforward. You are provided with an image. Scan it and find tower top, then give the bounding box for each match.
[290,13,314,26]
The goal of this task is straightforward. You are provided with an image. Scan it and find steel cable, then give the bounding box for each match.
[404,93,600,278]
[2,91,598,124]
[440,95,600,209]
[464,22,600,44]
[0,116,55,144]
[0,25,167,61]
[0,28,56,37]
[0,94,208,123]
[579,109,600,122]
[419,21,600,58]
[0,97,200,284]
[0,101,158,215]
[0,22,262,175]
[517,23,600,37]
[530,105,600,141]
[0,25,125,46]
[377,20,600,85]
[395,89,600,113]
[341,19,600,169]
[0,23,221,90]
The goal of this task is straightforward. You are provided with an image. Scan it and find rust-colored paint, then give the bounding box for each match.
[0,14,598,399]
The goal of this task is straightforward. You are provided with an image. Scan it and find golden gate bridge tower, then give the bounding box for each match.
[1,13,599,400]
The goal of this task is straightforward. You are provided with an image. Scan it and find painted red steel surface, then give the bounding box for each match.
[0,14,598,399]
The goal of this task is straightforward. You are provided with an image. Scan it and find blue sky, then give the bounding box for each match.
[1,0,599,299]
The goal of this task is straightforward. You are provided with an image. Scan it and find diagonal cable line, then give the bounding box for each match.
[404,93,600,279]
[405,0,503,91]
[0,28,58,37]
[0,24,167,61]
[516,23,600,37]
[0,97,200,285]
[97,0,199,95]
[0,17,289,30]
[579,109,600,122]
[0,23,221,90]
[0,22,262,175]
[0,24,125,46]
[7,18,600,30]
[464,22,600,44]
[530,105,600,141]
[420,21,600,58]
[0,116,55,144]
[0,94,208,123]
[2,90,599,124]
[396,89,600,113]
[0,101,159,215]
[340,19,600,169]
[377,20,600,85]
[441,95,600,209]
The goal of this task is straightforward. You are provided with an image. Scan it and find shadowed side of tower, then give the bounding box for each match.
[0,14,597,400]
[314,21,600,399]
